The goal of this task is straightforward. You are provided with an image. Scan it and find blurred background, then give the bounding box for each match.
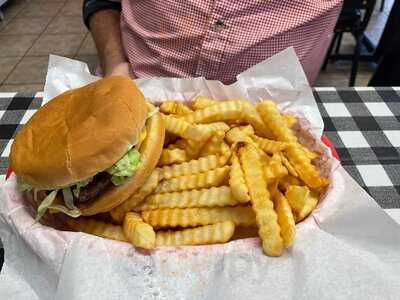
[0,0,397,92]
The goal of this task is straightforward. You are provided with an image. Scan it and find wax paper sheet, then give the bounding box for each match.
[1,48,400,300]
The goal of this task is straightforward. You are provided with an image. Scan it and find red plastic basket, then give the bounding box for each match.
[321,134,340,161]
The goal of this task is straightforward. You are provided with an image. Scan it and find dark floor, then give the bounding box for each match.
[316,0,394,87]
[0,0,394,91]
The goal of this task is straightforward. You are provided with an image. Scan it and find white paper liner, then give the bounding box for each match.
[1,48,400,299]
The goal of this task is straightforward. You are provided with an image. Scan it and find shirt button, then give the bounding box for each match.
[212,20,226,32]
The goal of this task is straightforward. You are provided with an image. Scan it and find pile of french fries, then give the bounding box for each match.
[67,97,329,256]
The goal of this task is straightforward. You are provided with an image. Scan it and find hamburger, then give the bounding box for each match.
[10,76,165,220]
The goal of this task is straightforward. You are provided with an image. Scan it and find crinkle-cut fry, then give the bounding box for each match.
[162,114,190,137]
[135,186,239,211]
[282,114,297,128]
[238,125,255,136]
[200,135,222,155]
[154,166,230,193]
[159,155,221,180]
[256,101,316,161]
[218,154,231,166]
[302,146,319,161]
[142,206,256,228]
[263,155,288,184]
[273,191,296,248]
[204,122,230,134]
[123,212,155,249]
[285,186,318,223]
[296,191,318,222]
[241,102,274,139]
[263,166,275,184]
[251,135,288,154]
[268,179,279,197]
[181,138,208,159]
[110,169,160,223]
[285,185,310,212]
[256,101,298,143]
[225,127,267,159]
[184,122,229,142]
[184,100,245,124]
[184,125,212,142]
[160,101,192,115]
[285,144,329,188]
[200,135,231,160]
[276,151,298,177]
[158,148,188,166]
[66,218,127,242]
[279,175,303,192]
[229,153,250,203]
[225,126,253,145]
[156,221,235,246]
[258,147,271,164]
[193,100,274,139]
[219,141,232,159]
[238,143,284,256]
[191,96,219,110]
[271,153,289,178]
[174,138,205,158]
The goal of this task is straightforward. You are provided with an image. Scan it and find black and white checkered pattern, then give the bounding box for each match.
[0,89,399,208]
[0,92,43,181]
[314,87,400,208]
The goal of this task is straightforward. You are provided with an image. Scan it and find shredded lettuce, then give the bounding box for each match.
[35,190,81,222]
[35,190,58,222]
[110,175,125,186]
[72,178,92,198]
[62,187,78,210]
[46,204,81,218]
[33,188,38,203]
[105,108,155,186]
[107,148,140,186]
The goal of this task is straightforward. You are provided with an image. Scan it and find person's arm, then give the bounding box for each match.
[83,0,132,77]
[89,10,132,77]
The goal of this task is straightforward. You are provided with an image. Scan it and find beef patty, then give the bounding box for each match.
[76,172,112,203]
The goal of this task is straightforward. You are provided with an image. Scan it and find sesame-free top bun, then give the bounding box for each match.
[10,76,147,190]
[78,111,165,215]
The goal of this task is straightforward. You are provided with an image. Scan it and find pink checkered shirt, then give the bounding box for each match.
[120,0,342,85]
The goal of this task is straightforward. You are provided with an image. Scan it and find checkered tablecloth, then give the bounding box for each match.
[0,88,399,208]
[314,87,400,208]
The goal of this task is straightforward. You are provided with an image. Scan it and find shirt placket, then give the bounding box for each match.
[195,1,230,79]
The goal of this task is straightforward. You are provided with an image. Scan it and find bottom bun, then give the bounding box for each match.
[24,190,70,230]
[77,112,165,216]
